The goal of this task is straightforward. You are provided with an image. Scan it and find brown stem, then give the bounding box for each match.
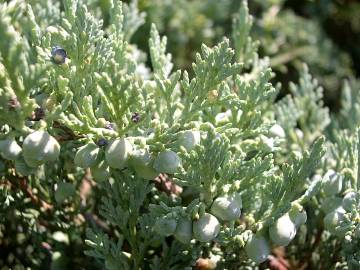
[83,212,111,233]
[18,178,52,210]
[5,176,53,211]
[53,121,84,142]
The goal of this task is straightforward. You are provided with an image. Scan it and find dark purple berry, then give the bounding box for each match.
[131,112,141,123]
[105,122,114,130]
[97,138,108,147]
[33,107,45,121]
[51,46,67,64]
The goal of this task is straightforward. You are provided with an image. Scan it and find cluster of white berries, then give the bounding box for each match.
[73,130,202,182]
[321,169,360,236]
[154,193,243,244]
[0,130,60,173]
[245,205,307,263]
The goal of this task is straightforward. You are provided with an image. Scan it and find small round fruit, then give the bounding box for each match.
[129,149,158,180]
[324,207,346,235]
[269,213,297,246]
[193,213,220,242]
[51,46,67,64]
[260,135,275,152]
[210,193,242,221]
[90,160,110,181]
[289,208,307,227]
[153,150,181,174]
[105,138,133,169]
[342,191,360,212]
[321,196,343,214]
[215,111,231,125]
[154,217,177,237]
[131,112,141,123]
[178,130,201,151]
[97,138,108,147]
[245,234,270,264]
[174,218,192,244]
[323,169,343,196]
[269,124,285,138]
[22,130,60,167]
[0,138,22,160]
[74,143,100,168]
[295,128,304,139]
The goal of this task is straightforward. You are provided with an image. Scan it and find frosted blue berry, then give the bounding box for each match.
[174,218,193,244]
[74,143,101,169]
[323,169,343,196]
[289,208,307,227]
[177,130,201,151]
[154,217,177,236]
[324,207,346,235]
[342,191,360,212]
[193,213,220,242]
[210,193,242,221]
[51,46,67,64]
[269,124,285,138]
[269,213,297,246]
[129,149,158,180]
[22,130,60,167]
[321,196,343,214]
[153,150,182,174]
[245,234,270,264]
[0,138,22,160]
[105,138,133,169]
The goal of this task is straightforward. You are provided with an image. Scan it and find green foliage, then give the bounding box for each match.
[0,0,359,269]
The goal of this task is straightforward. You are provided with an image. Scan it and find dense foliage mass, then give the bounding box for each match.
[0,0,359,269]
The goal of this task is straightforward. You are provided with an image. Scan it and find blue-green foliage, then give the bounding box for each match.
[0,0,359,269]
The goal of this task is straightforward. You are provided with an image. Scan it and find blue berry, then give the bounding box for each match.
[105,122,115,130]
[97,138,108,147]
[51,46,67,64]
[33,107,45,121]
[131,112,141,123]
